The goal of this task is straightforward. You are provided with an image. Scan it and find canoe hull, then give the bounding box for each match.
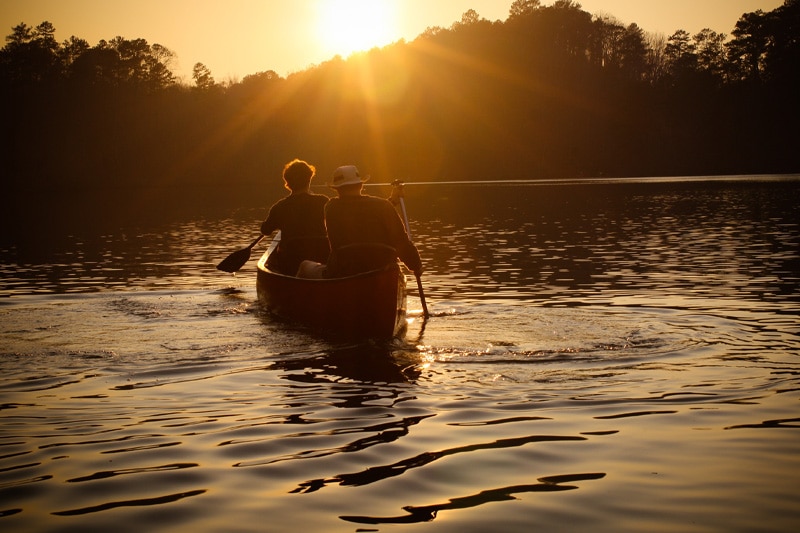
[256,251,407,339]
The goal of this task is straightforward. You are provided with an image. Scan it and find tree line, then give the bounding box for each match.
[1,0,798,209]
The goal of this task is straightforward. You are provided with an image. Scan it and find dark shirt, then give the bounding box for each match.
[261,192,329,274]
[324,194,422,275]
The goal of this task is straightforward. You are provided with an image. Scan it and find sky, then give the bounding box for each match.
[0,0,784,83]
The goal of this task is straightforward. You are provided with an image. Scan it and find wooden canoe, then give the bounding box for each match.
[256,248,407,340]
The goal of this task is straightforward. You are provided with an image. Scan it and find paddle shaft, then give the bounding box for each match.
[248,235,264,250]
[397,193,430,319]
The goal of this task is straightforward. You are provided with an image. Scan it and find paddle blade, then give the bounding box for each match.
[216,247,252,273]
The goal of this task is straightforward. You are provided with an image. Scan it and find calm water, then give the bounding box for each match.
[1,176,799,532]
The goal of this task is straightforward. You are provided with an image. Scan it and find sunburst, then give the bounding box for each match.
[315,0,399,58]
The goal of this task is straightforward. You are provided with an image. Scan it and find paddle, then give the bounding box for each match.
[216,235,264,273]
[392,180,430,319]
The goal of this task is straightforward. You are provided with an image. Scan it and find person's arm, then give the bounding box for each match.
[385,202,422,274]
[260,200,283,235]
[399,240,423,275]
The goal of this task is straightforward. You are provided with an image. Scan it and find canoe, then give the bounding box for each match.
[256,247,407,340]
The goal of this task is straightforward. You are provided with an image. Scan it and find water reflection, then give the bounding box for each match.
[51,489,206,516]
[229,342,429,471]
[270,343,424,385]
[341,473,606,525]
[2,177,798,306]
[1,177,799,532]
[292,433,589,494]
[412,179,799,304]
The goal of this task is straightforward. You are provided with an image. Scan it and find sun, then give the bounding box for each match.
[315,0,399,58]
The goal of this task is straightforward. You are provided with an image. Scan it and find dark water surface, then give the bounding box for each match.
[1,176,799,532]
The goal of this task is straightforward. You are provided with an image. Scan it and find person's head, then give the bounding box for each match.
[282,159,316,192]
[329,165,368,195]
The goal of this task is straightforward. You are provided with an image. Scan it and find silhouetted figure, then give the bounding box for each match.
[261,159,329,275]
[298,165,422,278]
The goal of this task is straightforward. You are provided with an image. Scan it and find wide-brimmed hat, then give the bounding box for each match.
[329,165,369,188]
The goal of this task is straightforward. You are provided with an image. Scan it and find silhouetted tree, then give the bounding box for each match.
[453,9,482,29]
[418,26,445,39]
[618,24,648,79]
[68,44,123,86]
[0,22,61,85]
[765,0,800,85]
[643,32,668,83]
[192,62,215,89]
[589,15,625,68]
[2,0,798,217]
[542,0,593,58]
[108,37,175,89]
[663,29,697,83]
[726,10,770,82]
[590,17,647,80]
[508,0,541,19]
[60,35,90,70]
[693,28,727,82]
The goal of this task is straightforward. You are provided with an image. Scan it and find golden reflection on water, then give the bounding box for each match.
[0,178,798,531]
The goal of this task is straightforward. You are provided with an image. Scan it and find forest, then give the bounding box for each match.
[1,0,798,210]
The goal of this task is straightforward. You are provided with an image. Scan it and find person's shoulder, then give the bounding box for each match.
[288,192,328,204]
[362,193,392,204]
[269,195,292,210]
[371,194,397,211]
[324,196,340,210]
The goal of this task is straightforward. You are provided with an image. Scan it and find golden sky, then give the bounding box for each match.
[0,0,783,83]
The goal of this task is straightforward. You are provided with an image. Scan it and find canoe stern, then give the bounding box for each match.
[257,252,407,339]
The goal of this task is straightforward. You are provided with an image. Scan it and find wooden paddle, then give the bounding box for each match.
[393,181,430,319]
[216,235,264,273]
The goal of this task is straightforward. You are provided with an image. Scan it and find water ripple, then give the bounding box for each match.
[66,463,199,483]
[290,434,587,493]
[1,179,798,531]
[51,489,206,516]
[340,473,606,525]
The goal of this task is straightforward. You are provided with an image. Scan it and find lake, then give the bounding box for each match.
[1,176,799,532]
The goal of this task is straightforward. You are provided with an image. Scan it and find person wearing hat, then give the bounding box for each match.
[260,159,330,275]
[297,165,422,279]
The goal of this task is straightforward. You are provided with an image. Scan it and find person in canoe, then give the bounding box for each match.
[297,165,423,279]
[260,159,330,275]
